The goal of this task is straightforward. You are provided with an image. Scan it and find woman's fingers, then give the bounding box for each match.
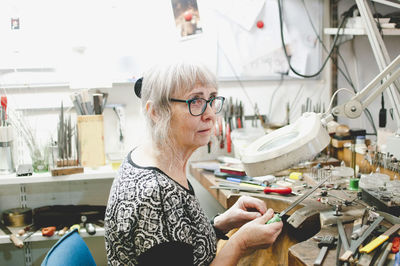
[241,211,262,221]
[257,209,275,224]
[240,196,267,214]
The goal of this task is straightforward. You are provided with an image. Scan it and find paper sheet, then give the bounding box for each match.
[216,0,291,78]
[214,0,265,31]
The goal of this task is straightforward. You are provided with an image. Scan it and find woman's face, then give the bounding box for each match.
[170,85,218,152]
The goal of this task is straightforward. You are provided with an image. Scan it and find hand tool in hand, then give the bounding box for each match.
[313,235,336,266]
[0,220,24,248]
[266,176,330,224]
[360,224,400,253]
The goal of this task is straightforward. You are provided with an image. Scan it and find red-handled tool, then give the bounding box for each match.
[226,123,231,153]
[263,187,292,195]
[1,95,7,120]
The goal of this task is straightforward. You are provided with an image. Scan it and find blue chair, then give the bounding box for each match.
[41,228,96,266]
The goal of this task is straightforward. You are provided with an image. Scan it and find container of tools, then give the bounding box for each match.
[77,115,106,167]
[0,125,15,174]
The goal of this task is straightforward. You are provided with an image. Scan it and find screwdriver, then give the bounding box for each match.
[266,176,330,224]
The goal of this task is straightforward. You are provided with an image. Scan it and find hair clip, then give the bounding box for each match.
[134,77,143,99]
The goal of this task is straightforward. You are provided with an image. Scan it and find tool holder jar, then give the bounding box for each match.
[0,125,15,174]
[77,115,105,167]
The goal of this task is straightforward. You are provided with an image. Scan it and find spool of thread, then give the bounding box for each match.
[349,178,359,191]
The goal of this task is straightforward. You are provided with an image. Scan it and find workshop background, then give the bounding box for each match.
[1,0,400,265]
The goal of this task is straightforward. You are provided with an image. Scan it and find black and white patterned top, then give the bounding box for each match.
[104,151,217,265]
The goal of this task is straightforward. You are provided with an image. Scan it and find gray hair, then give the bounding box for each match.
[140,59,217,152]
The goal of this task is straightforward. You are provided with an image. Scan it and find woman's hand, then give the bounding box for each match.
[231,208,283,252]
[213,195,268,233]
[210,208,283,266]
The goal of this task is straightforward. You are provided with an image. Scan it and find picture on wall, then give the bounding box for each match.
[171,0,203,40]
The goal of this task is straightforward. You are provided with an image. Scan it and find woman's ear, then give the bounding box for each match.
[145,101,158,123]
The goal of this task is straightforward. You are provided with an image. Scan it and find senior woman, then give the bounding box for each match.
[104,59,283,265]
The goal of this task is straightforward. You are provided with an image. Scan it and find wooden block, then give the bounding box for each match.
[77,115,105,167]
[56,159,79,167]
[50,166,84,176]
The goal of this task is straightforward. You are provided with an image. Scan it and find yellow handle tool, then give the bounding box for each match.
[360,224,400,253]
[359,235,389,253]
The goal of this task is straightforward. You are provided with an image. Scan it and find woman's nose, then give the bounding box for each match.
[201,103,216,120]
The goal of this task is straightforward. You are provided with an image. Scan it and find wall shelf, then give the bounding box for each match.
[0,225,104,245]
[0,165,116,186]
[324,27,400,36]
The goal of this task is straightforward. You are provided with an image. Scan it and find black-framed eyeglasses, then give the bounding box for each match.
[170,96,225,116]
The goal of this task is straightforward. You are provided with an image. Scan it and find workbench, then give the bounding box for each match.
[189,162,368,266]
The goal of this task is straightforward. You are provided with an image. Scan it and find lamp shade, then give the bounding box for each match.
[241,112,330,177]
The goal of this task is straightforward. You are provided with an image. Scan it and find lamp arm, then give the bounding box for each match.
[370,0,400,9]
[331,54,400,123]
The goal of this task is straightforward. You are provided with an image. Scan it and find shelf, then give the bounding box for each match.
[0,225,104,245]
[0,165,116,185]
[324,27,400,36]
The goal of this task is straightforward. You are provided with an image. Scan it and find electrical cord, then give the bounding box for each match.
[277,0,349,78]
[300,0,377,135]
[323,88,356,116]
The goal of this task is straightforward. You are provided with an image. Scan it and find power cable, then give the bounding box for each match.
[278,0,349,78]
[300,0,377,135]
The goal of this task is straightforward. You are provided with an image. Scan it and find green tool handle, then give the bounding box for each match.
[266,213,281,224]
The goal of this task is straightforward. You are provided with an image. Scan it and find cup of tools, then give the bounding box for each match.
[0,125,15,174]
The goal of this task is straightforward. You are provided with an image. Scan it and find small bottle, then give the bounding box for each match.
[355,136,367,155]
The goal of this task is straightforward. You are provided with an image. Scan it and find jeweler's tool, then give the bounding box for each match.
[313,235,336,266]
[360,224,400,253]
[266,176,330,224]
[376,242,392,266]
[263,187,292,195]
[0,220,23,248]
[338,216,384,261]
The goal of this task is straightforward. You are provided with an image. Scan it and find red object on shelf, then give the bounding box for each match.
[184,11,193,21]
[256,20,264,29]
[263,187,292,195]
[42,226,56,237]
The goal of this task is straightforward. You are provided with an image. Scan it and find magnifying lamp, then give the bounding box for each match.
[241,54,400,177]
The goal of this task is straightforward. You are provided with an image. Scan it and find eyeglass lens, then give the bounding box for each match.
[190,98,224,116]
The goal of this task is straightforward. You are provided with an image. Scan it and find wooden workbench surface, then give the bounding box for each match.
[189,162,365,266]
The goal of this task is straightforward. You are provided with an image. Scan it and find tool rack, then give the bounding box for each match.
[0,166,116,266]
